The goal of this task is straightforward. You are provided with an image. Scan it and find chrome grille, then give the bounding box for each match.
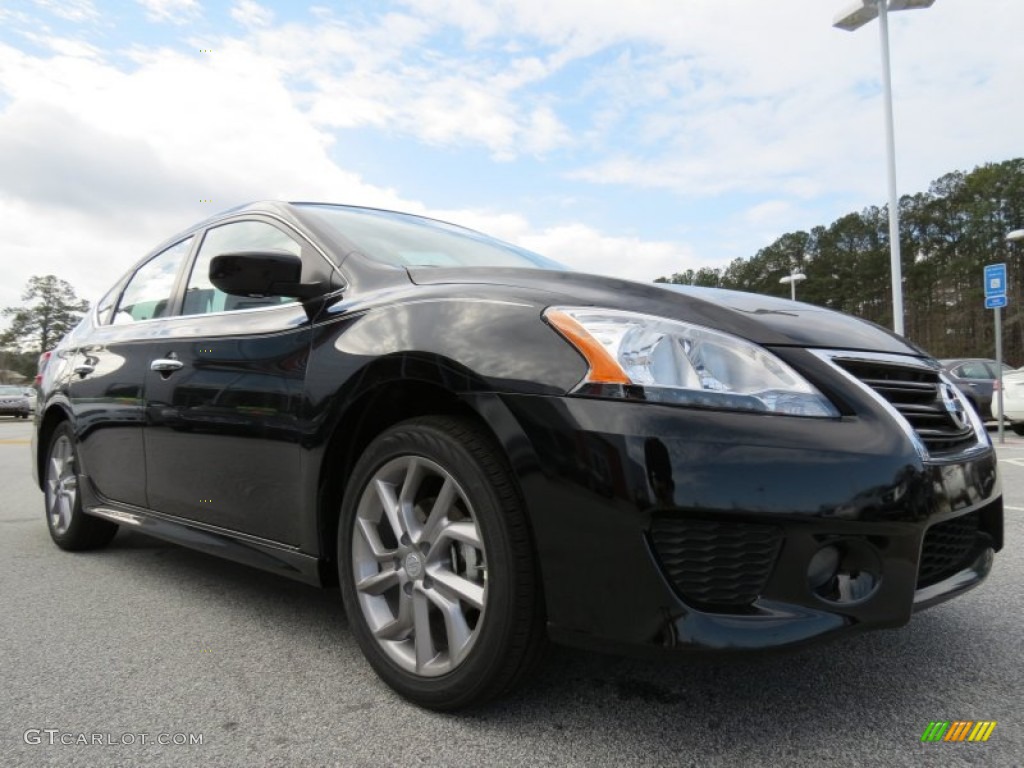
[833,358,974,453]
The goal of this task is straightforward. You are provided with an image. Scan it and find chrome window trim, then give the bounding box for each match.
[91,209,348,327]
[110,298,306,325]
[810,349,991,461]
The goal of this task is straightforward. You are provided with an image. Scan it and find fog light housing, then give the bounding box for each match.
[808,545,841,590]
[809,540,881,604]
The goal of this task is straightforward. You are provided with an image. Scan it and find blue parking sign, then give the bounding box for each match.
[984,263,1007,298]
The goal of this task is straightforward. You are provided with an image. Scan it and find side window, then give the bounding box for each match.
[987,362,1012,378]
[114,237,192,324]
[183,221,302,316]
[94,281,124,326]
[957,362,989,379]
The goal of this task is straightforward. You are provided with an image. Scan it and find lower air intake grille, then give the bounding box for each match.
[833,358,974,453]
[649,518,782,609]
[918,512,980,588]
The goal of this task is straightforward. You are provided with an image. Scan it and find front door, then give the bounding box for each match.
[142,219,316,545]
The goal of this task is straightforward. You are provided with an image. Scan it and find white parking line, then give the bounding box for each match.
[998,457,1024,467]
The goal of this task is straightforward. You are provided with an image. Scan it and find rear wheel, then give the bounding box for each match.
[1012,423,1024,436]
[338,416,545,710]
[44,423,118,550]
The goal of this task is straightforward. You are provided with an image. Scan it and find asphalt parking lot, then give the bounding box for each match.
[1,415,1021,767]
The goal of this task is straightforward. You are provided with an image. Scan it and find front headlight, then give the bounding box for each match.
[544,306,838,418]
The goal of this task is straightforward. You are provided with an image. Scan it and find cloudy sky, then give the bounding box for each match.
[1,0,1021,316]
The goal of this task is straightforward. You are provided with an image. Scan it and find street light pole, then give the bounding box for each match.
[834,0,936,338]
[876,0,905,337]
[779,271,807,301]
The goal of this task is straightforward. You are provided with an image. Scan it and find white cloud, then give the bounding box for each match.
[1,0,1022,319]
[0,101,195,217]
[0,39,402,311]
[0,33,674,317]
[18,31,102,59]
[403,0,1024,212]
[233,10,571,159]
[521,224,696,281]
[230,0,273,28]
[32,0,98,23]
[136,0,201,25]
[0,199,169,321]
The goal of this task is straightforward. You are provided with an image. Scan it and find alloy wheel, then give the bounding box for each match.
[46,434,78,536]
[351,455,488,677]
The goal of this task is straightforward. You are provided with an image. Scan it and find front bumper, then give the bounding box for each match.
[482,392,1001,655]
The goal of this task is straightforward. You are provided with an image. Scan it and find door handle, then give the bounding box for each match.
[150,359,184,373]
[73,364,95,376]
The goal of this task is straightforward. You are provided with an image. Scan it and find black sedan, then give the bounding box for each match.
[32,202,1002,710]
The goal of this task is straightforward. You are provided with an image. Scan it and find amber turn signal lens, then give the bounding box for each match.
[545,309,630,385]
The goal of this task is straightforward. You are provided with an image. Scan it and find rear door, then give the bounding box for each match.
[67,237,194,507]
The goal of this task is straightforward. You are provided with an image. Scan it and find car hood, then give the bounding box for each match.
[407,267,927,356]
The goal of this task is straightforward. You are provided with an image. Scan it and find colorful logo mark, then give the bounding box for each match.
[921,721,996,742]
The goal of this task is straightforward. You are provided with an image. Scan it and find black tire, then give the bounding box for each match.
[44,422,118,551]
[338,416,545,710]
[1012,423,1024,436]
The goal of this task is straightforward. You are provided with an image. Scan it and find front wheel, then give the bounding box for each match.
[338,416,545,710]
[44,423,118,550]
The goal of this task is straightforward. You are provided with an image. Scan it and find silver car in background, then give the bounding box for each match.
[0,385,34,419]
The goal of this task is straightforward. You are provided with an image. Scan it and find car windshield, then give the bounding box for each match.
[296,204,566,271]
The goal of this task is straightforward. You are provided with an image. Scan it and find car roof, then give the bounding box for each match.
[143,201,492,266]
[179,201,487,239]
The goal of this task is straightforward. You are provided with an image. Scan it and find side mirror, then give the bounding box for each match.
[209,250,326,300]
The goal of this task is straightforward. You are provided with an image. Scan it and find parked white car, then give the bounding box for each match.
[991,369,1024,434]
